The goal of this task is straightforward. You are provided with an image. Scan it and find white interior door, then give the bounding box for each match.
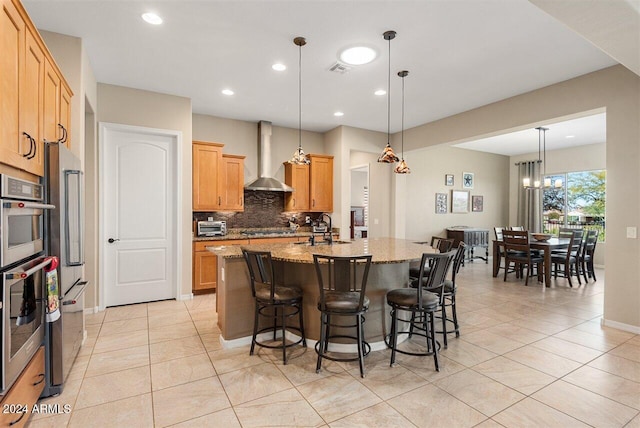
[101,124,177,307]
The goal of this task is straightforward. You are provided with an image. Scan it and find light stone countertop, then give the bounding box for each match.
[206,237,436,264]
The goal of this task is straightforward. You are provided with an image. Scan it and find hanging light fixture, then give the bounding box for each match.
[378,30,399,163]
[522,127,561,189]
[289,36,310,165]
[394,70,410,174]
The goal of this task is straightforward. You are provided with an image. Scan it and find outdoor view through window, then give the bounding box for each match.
[543,170,606,241]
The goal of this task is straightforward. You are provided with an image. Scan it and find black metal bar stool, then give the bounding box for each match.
[313,254,372,378]
[242,249,306,364]
[386,251,456,371]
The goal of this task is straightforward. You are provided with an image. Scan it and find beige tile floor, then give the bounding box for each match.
[26,263,640,428]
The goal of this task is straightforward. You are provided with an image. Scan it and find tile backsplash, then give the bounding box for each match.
[193,190,317,229]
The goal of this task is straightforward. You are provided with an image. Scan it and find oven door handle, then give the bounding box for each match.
[4,257,54,280]
[3,201,55,210]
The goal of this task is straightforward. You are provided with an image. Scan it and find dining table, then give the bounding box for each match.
[492,237,571,287]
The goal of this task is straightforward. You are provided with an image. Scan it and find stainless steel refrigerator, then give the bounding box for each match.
[43,142,87,397]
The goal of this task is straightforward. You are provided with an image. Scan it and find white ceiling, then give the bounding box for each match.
[24,0,619,136]
[454,112,607,156]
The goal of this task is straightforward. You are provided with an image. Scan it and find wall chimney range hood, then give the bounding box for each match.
[245,121,294,192]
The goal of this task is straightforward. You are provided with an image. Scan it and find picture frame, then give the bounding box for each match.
[472,195,483,212]
[462,172,474,189]
[445,174,454,186]
[451,190,469,213]
[435,193,448,214]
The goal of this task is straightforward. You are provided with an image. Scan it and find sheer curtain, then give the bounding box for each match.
[517,161,542,232]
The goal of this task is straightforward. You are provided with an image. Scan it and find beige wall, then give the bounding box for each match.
[401,145,510,241]
[192,114,324,186]
[97,83,193,302]
[398,65,640,331]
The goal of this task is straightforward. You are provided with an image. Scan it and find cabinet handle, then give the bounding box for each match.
[293,199,296,208]
[57,124,67,144]
[312,199,315,207]
[239,197,242,206]
[218,196,221,205]
[9,411,26,426]
[33,373,45,386]
[22,132,35,159]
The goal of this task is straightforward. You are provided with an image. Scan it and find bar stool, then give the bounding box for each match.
[386,251,456,371]
[439,243,466,345]
[242,249,306,364]
[313,254,372,378]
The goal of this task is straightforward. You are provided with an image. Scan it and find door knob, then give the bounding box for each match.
[108,238,120,243]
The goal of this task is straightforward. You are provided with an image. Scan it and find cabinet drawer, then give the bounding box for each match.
[194,239,249,252]
[0,346,45,428]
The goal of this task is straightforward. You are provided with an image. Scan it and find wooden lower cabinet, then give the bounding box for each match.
[193,240,249,293]
[0,346,45,428]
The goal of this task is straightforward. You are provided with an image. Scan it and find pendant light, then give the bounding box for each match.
[394,70,411,174]
[289,36,310,165]
[378,30,399,163]
[522,127,561,189]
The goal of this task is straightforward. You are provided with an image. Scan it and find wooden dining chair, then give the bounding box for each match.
[551,230,583,287]
[579,230,599,282]
[502,230,543,286]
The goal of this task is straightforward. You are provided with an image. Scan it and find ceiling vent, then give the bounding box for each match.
[328,61,352,74]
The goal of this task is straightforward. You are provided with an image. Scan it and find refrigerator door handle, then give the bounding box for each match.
[62,281,88,305]
[64,170,84,267]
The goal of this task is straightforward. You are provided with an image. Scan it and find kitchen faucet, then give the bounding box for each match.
[319,213,333,245]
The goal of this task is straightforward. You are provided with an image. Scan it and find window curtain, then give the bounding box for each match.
[517,161,542,232]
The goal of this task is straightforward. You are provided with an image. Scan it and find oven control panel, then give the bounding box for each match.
[0,175,43,201]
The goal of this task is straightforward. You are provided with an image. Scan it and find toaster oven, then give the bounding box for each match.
[197,221,227,237]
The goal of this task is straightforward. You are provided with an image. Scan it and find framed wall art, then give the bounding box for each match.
[451,190,469,213]
[462,172,474,189]
[435,193,447,214]
[445,174,454,186]
[472,195,483,212]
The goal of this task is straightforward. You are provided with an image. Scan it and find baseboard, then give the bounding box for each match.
[83,307,99,315]
[178,293,194,301]
[602,318,640,334]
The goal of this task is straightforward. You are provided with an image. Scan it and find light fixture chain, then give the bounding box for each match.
[298,41,302,150]
[401,74,405,159]
[387,36,391,142]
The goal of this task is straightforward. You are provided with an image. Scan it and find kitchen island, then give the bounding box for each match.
[208,238,436,350]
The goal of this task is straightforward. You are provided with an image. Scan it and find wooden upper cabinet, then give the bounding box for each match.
[309,154,333,212]
[0,0,27,171]
[220,154,245,211]
[0,0,73,176]
[193,141,223,211]
[284,163,310,211]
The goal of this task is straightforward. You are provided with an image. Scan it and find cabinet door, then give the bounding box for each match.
[21,29,44,176]
[193,142,223,211]
[59,84,72,149]
[42,57,60,144]
[0,0,27,171]
[284,163,310,211]
[220,155,244,211]
[193,251,217,291]
[309,155,333,212]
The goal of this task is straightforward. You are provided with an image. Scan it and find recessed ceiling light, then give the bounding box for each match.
[374,89,386,96]
[339,46,376,65]
[221,89,234,96]
[141,12,162,25]
[272,63,286,71]
[566,135,575,138]
[334,111,344,117]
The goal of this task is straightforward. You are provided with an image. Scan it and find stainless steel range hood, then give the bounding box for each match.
[245,121,294,192]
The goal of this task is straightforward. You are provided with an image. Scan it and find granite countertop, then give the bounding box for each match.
[206,237,436,264]
[193,227,337,242]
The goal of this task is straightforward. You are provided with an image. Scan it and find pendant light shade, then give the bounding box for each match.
[378,30,399,164]
[394,70,410,174]
[289,36,310,165]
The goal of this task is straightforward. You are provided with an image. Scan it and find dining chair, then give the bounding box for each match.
[242,249,306,364]
[551,230,583,287]
[502,230,543,286]
[509,226,525,231]
[579,230,599,282]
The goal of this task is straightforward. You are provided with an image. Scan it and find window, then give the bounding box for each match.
[543,170,605,241]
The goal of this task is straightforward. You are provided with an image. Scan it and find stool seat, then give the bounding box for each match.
[318,292,370,313]
[256,284,303,302]
[387,288,438,309]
